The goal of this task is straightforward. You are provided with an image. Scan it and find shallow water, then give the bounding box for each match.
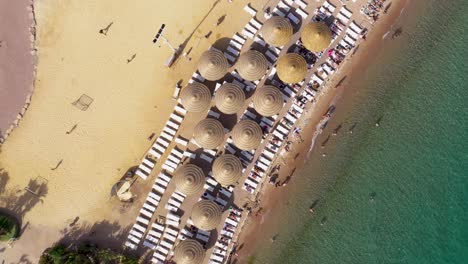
[251,0,468,263]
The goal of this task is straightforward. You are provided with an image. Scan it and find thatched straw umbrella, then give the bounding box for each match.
[174,164,205,196]
[197,50,229,81]
[301,22,332,52]
[261,16,293,47]
[180,82,212,112]
[235,50,268,81]
[231,120,262,150]
[276,53,307,83]
[214,83,245,114]
[253,85,284,116]
[193,118,225,149]
[173,239,206,264]
[212,154,243,186]
[191,200,222,230]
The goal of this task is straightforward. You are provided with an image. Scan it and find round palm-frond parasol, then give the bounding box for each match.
[193,118,225,149]
[276,53,307,83]
[231,120,262,150]
[174,164,205,196]
[197,50,229,81]
[191,200,222,230]
[180,82,212,112]
[253,85,284,116]
[235,50,268,81]
[214,83,245,114]
[212,154,243,186]
[261,16,293,47]
[301,22,332,52]
[173,239,206,264]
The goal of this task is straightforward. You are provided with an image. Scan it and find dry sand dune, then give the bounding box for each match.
[0,0,261,261]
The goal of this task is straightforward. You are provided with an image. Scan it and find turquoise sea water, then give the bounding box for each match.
[251,0,468,263]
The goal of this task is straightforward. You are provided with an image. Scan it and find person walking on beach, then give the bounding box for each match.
[99,22,113,36]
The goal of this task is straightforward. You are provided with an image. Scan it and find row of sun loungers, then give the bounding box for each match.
[125,170,171,250]
[136,104,187,180]
[209,208,242,264]
[224,33,247,64]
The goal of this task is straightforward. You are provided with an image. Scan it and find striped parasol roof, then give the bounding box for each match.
[276,53,308,83]
[193,118,225,149]
[212,154,243,186]
[301,22,332,52]
[174,164,205,196]
[214,83,245,114]
[231,120,263,150]
[191,200,222,230]
[173,239,206,264]
[180,82,212,113]
[235,50,268,81]
[253,85,284,116]
[197,50,229,81]
[261,16,293,47]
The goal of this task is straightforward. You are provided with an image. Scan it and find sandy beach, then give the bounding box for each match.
[0,0,36,141]
[0,0,406,263]
[0,0,262,262]
[233,0,409,262]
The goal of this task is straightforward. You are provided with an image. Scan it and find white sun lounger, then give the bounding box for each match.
[200,153,214,163]
[344,34,356,46]
[148,148,161,159]
[136,216,150,226]
[241,29,255,39]
[156,137,170,148]
[311,74,324,85]
[160,132,174,142]
[296,7,308,19]
[183,149,196,159]
[249,17,263,29]
[140,208,153,219]
[162,163,175,173]
[340,7,353,19]
[128,235,140,245]
[166,120,180,130]
[245,178,259,189]
[153,252,166,262]
[138,164,151,175]
[125,241,138,250]
[135,169,149,180]
[246,23,258,34]
[287,12,300,25]
[165,227,179,237]
[130,229,144,239]
[170,113,184,123]
[211,254,224,262]
[225,218,238,227]
[156,245,169,255]
[175,136,188,146]
[227,46,240,56]
[224,52,236,63]
[243,3,257,16]
[273,7,286,17]
[337,13,349,24]
[133,223,147,233]
[153,143,166,154]
[174,105,187,115]
[163,126,177,136]
[323,1,336,12]
[142,158,155,168]
[143,203,156,213]
[296,0,307,9]
[233,33,246,45]
[167,154,180,165]
[256,161,269,172]
[350,21,363,34]
[346,28,360,40]
[254,36,267,47]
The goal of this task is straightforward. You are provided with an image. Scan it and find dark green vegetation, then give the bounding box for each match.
[0,212,20,241]
[39,243,138,264]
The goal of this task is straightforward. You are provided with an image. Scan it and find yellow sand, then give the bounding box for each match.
[0,0,265,261]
